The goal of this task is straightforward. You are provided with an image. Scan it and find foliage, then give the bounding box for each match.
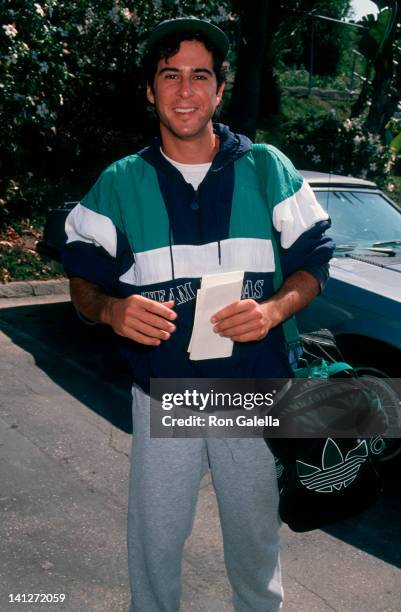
[0,246,58,282]
[351,3,401,132]
[0,222,59,282]
[279,66,353,90]
[278,0,353,76]
[281,113,394,187]
[252,0,354,124]
[0,0,235,228]
[384,175,401,208]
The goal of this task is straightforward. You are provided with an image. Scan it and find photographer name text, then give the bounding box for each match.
[161,414,279,428]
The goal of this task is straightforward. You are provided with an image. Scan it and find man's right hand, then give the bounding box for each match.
[102,295,177,346]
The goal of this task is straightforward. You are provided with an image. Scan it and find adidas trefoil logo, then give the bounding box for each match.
[296,438,368,493]
[275,458,284,480]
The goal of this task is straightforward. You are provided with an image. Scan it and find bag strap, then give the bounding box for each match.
[252,143,302,362]
[293,359,354,379]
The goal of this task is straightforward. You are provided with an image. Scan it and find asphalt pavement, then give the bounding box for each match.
[0,292,400,612]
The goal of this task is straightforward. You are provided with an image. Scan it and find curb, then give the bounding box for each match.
[0,278,70,299]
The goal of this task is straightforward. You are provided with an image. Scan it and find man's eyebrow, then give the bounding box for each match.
[193,68,213,76]
[157,67,213,76]
[158,67,180,74]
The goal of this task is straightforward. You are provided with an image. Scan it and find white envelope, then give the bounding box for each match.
[188,271,244,361]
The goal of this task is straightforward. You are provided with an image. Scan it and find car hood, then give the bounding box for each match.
[330,249,401,302]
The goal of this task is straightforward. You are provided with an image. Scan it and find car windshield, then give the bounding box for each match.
[314,190,401,247]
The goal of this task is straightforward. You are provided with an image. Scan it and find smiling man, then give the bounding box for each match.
[62,17,334,612]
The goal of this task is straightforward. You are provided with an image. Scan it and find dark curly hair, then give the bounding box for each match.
[143,31,227,92]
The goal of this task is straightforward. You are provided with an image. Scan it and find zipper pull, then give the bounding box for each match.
[191,194,199,210]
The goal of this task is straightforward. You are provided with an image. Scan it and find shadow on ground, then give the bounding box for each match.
[323,468,401,569]
[1,298,400,569]
[0,300,133,433]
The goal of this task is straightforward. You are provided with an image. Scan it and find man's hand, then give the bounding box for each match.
[103,295,177,346]
[211,299,276,343]
[210,270,320,343]
[69,277,177,347]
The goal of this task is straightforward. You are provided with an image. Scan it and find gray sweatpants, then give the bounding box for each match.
[127,385,283,612]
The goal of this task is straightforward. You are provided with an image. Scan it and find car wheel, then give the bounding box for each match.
[355,369,401,464]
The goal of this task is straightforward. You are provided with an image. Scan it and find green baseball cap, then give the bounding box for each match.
[147,17,229,58]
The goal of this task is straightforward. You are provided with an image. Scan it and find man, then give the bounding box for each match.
[62,17,334,611]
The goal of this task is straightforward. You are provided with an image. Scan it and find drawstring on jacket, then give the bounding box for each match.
[168,220,175,281]
[168,180,223,281]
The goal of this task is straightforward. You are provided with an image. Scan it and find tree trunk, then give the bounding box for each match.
[381,60,401,126]
[350,65,372,118]
[259,66,281,119]
[228,0,270,141]
[365,74,394,133]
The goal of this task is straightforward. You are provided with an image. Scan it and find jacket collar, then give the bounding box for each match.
[138,123,252,175]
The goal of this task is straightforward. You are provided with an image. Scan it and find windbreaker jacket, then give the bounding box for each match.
[62,123,335,392]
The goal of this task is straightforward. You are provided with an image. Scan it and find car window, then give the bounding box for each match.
[314,190,401,245]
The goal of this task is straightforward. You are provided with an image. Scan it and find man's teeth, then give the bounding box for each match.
[175,108,195,113]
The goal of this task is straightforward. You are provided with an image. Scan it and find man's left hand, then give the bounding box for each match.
[211,299,277,343]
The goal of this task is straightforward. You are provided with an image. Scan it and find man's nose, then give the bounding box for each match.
[178,76,193,98]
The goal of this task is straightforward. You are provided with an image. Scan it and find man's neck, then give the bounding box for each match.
[160,125,219,164]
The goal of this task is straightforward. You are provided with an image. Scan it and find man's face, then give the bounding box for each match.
[147,39,225,143]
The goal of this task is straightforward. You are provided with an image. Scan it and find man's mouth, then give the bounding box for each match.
[174,108,196,114]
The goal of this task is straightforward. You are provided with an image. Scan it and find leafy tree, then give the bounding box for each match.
[351,1,401,134]
[283,0,352,76]
[228,0,352,140]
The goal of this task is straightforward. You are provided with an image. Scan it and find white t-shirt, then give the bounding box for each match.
[160,148,211,190]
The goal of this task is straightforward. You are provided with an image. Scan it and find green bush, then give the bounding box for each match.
[282,113,394,187]
[0,245,57,282]
[279,66,354,91]
[0,0,235,227]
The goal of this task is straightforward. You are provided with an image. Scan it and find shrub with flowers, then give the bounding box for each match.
[0,0,235,228]
[282,112,394,188]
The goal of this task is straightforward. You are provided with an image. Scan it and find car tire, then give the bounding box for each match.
[355,371,401,465]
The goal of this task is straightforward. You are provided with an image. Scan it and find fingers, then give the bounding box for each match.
[211,299,270,343]
[110,295,177,345]
[128,296,177,321]
[216,319,264,340]
[211,299,261,333]
[132,310,176,333]
[125,316,174,339]
[211,299,251,324]
[213,309,262,333]
[118,327,163,346]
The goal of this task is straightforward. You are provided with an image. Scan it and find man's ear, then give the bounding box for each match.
[216,82,225,104]
[146,83,155,105]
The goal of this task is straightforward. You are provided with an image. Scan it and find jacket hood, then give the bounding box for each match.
[211,122,253,169]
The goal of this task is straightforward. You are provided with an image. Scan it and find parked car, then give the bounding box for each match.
[296,172,401,464]
[37,200,77,265]
[296,172,401,379]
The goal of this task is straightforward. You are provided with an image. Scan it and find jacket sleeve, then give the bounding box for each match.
[61,165,123,295]
[301,262,330,293]
[265,145,335,281]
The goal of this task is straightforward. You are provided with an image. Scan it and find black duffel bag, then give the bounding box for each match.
[264,330,388,532]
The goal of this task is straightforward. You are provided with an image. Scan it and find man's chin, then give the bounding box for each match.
[163,121,212,142]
